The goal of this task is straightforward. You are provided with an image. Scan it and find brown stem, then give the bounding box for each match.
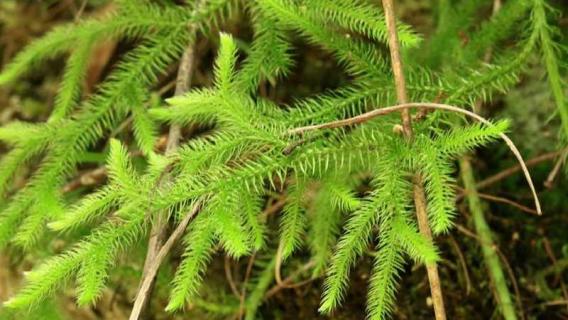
[382,0,412,137]
[473,149,563,191]
[544,148,568,189]
[130,20,198,320]
[225,256,242,299]
[129,201,202,320]
[238,252,257,320]
[413,179,446,320]
[264,260,316,299]
[447,235,471,296]
[456,186,538,215]
[381,0,446,318]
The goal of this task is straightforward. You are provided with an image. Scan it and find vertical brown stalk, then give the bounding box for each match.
[381,0,412,138]
[130,25,199,320]
[381,1,447,319]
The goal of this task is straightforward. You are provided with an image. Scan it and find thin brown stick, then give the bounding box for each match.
[413,178,447,320]
[262,197,287,217]
[129,17,199,320]
[544,148,568,188]
[381,1,445,318]
[473,150,563,191]
[238,252,257,320]
[265,260,316,299]
[456,186,538,215]
[476,193,538,215]
[478,193,538,215]
[288,102,541,216]
[382,0,412,138]
[542,236,568,313]
[225,256,242,299]
[448,235,472,296]
[129,201,202,320]
[274,242,285,286]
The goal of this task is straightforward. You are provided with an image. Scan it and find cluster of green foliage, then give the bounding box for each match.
[0,0,565,319]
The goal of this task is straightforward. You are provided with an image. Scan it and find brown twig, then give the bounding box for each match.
[542,235,568,313]
[456,186,538,215]
[478,193,538,215]
[381,1,445,318]
[225,256,242,299]
[128,201,202,320]
[468,150,563,192]
[61,167,107,193]
[262,196,287,217]
[447,235,472,296]
[476,193,538,215]
[129,14,199,319]
[544,148,568,189]
[274,242,285,286]
[264,260,316,299]
[238,252,257,320]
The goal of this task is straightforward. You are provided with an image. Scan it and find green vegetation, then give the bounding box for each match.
[0,0,565,319]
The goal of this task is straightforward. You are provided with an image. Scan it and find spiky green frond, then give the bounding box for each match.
[0,4,190,86]
[12,190,64,249]
[366,226,404,320]
[256,0,386,79]
[279,177,307,260]
[214,33,240,93]
[107,139,138,193]
[245,256,277,320]
[131,91,159,156]
[0,140,47,196]
[320,151,411,314]
[210,191,252,257]
[76,243,114,305]
[392,215,438,264]
[433,120,509,157]
[531,0,568,138]
[49,36,96,121]
[236,5,293,93]
[48,186,117,232]
[416,143,457,235]
[4,252,83,309]
[6,204,147,309]
[0,28,193,249]
[461,0,531,64]
[327,179,361,212]
[167,214,218,311]
[304,0,421,48]
[0,122,45,147]
[309,178,349,275]
[154,88,221,126]
[239,190,266,250]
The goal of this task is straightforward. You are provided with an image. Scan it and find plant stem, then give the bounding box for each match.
[459,158,518,320]
[381,0,446,319]
[130,20,199,320]
[129,201,202,320]
[473,149,563,191]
